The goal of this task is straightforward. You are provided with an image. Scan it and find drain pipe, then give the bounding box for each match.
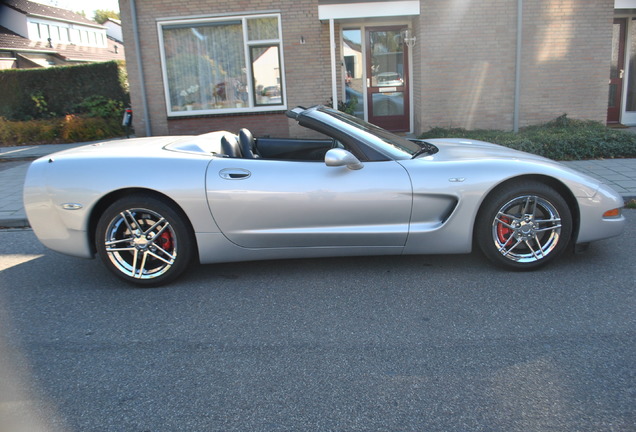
[130,0,152,136]
[329,18,338,109]
[513,0,523,133]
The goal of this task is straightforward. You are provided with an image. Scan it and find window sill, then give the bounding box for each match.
[167,105,287,118]
[167,107,289,119]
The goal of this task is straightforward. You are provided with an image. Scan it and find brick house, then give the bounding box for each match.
[0,0,125,69]
[119,0,636,138]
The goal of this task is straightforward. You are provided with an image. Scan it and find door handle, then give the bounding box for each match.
[219,168,251,180]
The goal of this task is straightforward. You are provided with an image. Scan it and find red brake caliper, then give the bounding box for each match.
[158,231,173,251]
[497,216,512,243]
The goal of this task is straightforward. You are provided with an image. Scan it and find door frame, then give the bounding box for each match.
[618,15,636,126]
[365,25,410,131]
[340,21,414,133]
[608,18,627,124]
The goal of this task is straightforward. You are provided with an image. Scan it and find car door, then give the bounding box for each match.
[205,157,412,248]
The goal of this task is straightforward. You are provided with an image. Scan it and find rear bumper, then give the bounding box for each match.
[23,160,93,259]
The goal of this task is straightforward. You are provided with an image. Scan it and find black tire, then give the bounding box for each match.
[476,181,573,270]
[95,194,195,287]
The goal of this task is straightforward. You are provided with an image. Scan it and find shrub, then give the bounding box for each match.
[60,114,123,142]
[74,95,124,119]
[30,90,56,119]
[0,115,125,146]
[419,115,636,160]
[0,117,62,145]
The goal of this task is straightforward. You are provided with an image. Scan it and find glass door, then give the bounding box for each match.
[621,18,636,125]
[366,27,409,131]
[342,29,364,119]
[608,18,626,124]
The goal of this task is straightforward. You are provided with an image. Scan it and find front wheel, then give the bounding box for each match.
[476,182,573,270]
[96,195,195,286]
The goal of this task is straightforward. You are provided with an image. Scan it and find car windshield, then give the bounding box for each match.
[318,107,422,158]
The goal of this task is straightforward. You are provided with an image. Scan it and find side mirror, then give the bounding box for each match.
[325,148,364,170]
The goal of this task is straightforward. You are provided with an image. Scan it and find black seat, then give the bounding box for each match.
[220,134,242,158]
[238,128,259,159]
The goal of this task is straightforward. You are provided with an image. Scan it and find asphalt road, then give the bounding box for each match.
[0,212,634,432]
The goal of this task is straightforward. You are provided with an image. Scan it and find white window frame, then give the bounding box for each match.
[26,18,106,47]
[158,13,287,117]
[619,15,636,125]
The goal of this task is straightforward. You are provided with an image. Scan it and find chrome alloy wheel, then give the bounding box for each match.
[492,195,562,263]
[103,208,178,280]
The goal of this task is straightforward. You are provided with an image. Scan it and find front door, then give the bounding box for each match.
[366,27,409,131]
[608,18,626,124]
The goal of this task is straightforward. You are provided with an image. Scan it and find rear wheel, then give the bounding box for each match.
[476,181,572,270]
[96,195,194,286]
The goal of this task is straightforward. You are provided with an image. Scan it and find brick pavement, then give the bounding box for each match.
[0,162,29,227]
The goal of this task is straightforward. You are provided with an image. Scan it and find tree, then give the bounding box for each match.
[93,9,120,24]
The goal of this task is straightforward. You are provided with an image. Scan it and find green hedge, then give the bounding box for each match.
[0,61,128,121]
[419,115,636,161]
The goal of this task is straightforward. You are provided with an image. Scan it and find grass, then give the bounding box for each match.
[418,115,636,161]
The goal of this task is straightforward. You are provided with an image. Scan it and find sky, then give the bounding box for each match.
[33,0,120,19]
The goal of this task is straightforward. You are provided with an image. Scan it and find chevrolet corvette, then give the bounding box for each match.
[23,105,626,286]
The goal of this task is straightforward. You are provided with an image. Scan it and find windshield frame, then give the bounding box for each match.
[300,106,422,160]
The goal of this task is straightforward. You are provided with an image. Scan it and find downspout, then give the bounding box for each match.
[130,0,152,136]
[329,18,338,109]
[513,0,523,132]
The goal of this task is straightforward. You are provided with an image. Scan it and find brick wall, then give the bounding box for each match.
[121,0,615,136]
[416,0,518,131]
[416,0,613,132]
[167,112,290,137]
[119,0,326,137]
[519,0,613,127]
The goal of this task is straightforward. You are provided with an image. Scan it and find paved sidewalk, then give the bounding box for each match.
[0,141,114,227]
[1,141,635,228]
[564,159,636,199]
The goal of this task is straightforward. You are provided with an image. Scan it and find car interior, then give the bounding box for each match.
[220,128,338,161]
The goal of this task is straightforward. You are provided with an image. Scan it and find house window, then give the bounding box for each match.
[28,21,39,40]
[39,24,50,40]
[50,25,61,42]
[60,27,70,43]
[159,14,285,116]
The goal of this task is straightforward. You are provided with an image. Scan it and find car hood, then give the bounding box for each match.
[424,138,552,163]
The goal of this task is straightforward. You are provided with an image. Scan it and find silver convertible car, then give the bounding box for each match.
[24,105,625,286]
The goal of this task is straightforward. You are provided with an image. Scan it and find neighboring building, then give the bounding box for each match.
[103,18,123,43]
[119,0,636,138]
[0,0,125,69]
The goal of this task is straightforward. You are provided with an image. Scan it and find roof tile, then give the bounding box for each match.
[0,26,125,62]
[4,0,102,27]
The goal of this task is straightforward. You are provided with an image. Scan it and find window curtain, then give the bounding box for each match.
[163,22,247,111]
